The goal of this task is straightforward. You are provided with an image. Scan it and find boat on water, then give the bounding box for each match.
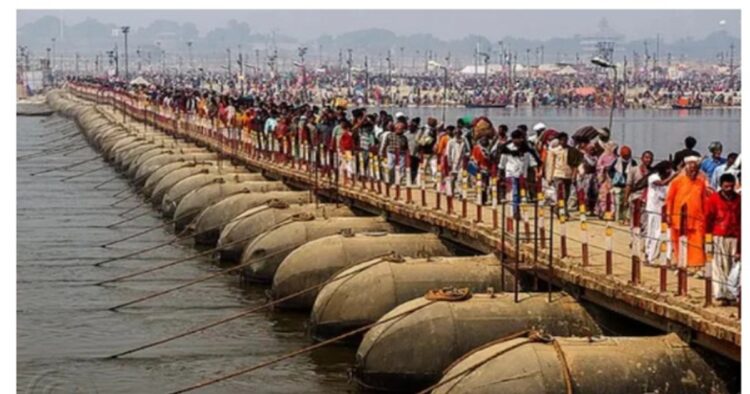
[672,97,702,110]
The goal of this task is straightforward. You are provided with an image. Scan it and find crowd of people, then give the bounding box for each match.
[85,61,741,110]
[71,76,741,305]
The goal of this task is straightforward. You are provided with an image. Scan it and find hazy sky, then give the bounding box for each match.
[17,9,740,42]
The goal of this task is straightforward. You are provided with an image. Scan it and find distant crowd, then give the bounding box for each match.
[79,63,742,110]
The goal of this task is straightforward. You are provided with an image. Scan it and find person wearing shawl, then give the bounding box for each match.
[338,119,355,180]
[382,122,409,185]
[700,141,726,180]
[472,117,494,142]
[456,116,473,158]
[417,117,439,182]
[435,126,454,194]
[595,141,618,218]
[665,154,710,272]
[499,129,538,217]
[406,117,422,185]
[275,115,292,161]
[445,127,466,198]
[577,143,599,215]
[545,132,579,217]
[471,137,492,204]
[609,145,637,223]
[710,152,739,191]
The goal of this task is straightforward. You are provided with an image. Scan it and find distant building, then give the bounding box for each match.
[579,18,624,62]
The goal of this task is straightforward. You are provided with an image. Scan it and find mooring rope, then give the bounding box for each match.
[106,256,390,359]
[168,299,438,394]
[416,330,544,394]
[30,155,102,176]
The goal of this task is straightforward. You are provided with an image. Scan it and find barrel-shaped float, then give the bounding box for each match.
[132,151,218,186]
[190,191,313,245]
[116,143,163,169]
[173,181,291,231]
[160,172,259,217]
[141,160,218,198]
[271,233,456,310]
[432,333,729,394]
[151,166,257,205]
[216,203,358,262]
[128,148,209,178]
[311,254,513,341]
[240,217,397,282]
[353,294,602,391]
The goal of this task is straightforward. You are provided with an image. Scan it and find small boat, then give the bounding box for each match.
[672,103,702,110]
[672,97,702,110]
[464,103,508,109]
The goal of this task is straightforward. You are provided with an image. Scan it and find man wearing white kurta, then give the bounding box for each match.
[644,168,671,264]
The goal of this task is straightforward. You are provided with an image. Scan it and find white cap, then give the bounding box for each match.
[684,155,701,164]
[395,112,406,119]
[533,122,547,132]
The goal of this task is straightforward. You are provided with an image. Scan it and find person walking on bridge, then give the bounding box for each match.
[705,173,741,304]
[665,155,710,273]
[710,152,739,191]
[499,129,537,218]
[643,161,673,264]
[545,132,580,217]
[624,150,654,227]
[381,122,408,185]
[700,141,726,181]
[445,127,466,198]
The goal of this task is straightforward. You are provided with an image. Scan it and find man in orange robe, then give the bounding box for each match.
[665,155,709,270]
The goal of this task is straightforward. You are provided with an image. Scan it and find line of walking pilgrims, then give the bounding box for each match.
[87,79,742,306]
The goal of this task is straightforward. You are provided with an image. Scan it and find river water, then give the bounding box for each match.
[17,109,740,393]
[17,115,353,393]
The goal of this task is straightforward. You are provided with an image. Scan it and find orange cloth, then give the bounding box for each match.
[471,144,490,170]
[197,99,207,117]
[435,133,450,157]
[665,172,709,267]
[670,228,707,268]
